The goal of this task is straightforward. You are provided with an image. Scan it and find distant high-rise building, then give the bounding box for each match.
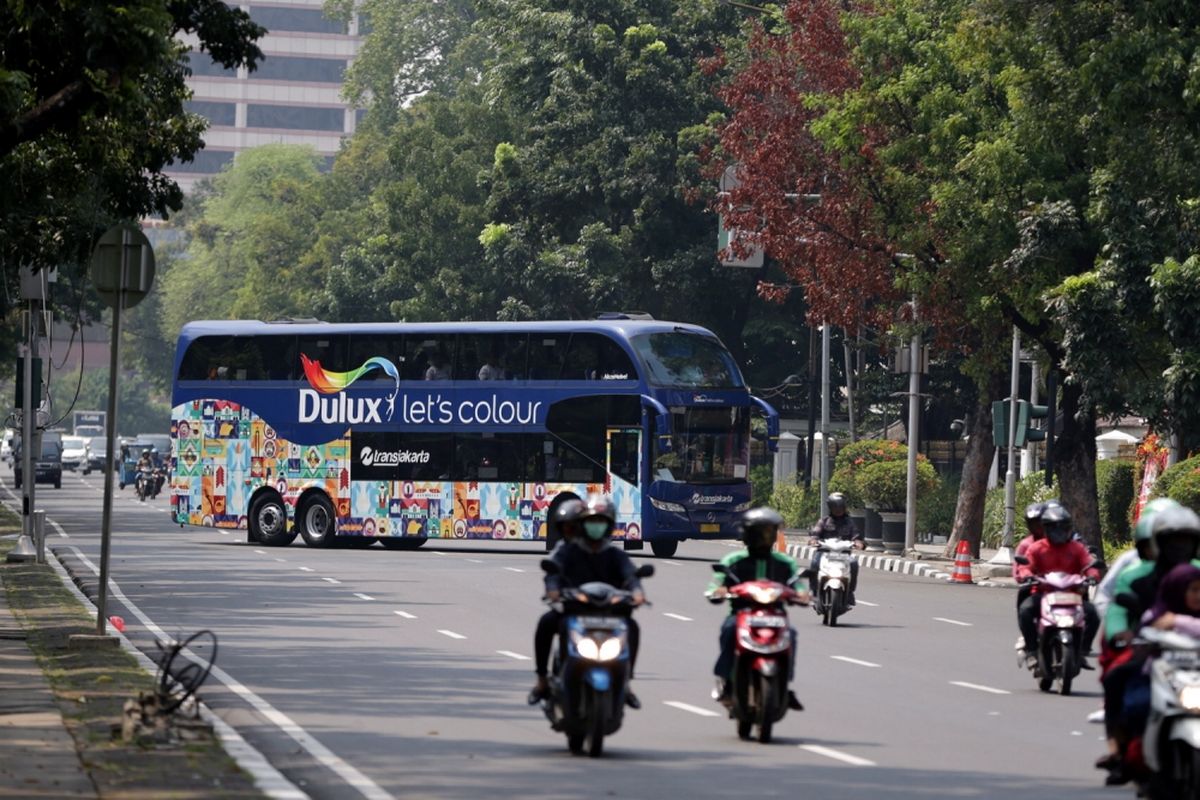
[168,0,364,191]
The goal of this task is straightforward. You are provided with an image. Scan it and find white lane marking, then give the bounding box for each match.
[800,744,876,767]
[55,545,392,799]
[431,551,447,556]
[663,613,693,622]
[298,567,314,572]
[467,559,484,564]
[322,577,341,585]
[220,530,230,535]
[353,593,374,601]
[1071,731,1082,736]
[856,600,879,607]
[393,610,417,619]
[662,559,683,566]
[505,567,525,573]
[254,549,267,555]
[831,655,881,668]
[274,558,287,563]
[663,701,721,717]
[497,650,531,661]
[46,517,70,539]
[950,681,1011,695]
[934,617,973,627]
[438,630,467,640]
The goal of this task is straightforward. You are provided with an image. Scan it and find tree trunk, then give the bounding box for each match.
[1053,380,1102,562]
[942,370,1004,559]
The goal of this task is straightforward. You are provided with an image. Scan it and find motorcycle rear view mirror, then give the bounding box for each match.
[1013,554,1030,565]
[635,564,655,579]
[540,559,560,575]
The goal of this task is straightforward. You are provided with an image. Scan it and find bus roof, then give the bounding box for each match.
[176,318,716,343]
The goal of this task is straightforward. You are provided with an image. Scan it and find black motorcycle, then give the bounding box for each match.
[537,560,653,757]
[135,469,154,501]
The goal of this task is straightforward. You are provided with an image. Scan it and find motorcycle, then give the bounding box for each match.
[135,469,154,502]
[1017,566,1091,695]
[709,563,808,743]
[1136,627,1200,800]
[812,539,857,627]
[150,465,166,499]
[537,560,653,757]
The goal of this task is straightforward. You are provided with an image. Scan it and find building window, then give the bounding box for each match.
[246,104,344,131]
[184,52,238,78]
[254,56,346,83]
[185,100,236,127]
[168,149,235,174]
[249,6,347,35]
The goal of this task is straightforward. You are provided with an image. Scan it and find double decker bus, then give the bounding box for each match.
[169,317,779,557]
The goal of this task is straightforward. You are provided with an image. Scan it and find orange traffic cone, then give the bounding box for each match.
[951,539,974,584]
[776,528,787,553]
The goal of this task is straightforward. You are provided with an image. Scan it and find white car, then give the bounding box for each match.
[61,435,91,474]
[0,431,12,464]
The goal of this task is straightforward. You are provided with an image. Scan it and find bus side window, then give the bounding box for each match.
[528,336,567,380]
[566,333,637,381]
[298,335,347,375]
[454,434,526,481]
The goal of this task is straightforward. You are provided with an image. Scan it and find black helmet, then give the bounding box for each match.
[580,493,616,541]
[1151,505,1200,566]
[740,507,784,554]
[552,498,585,540]
[1024,501,1046,528]
[1041,502,1072,545]
[827,493,847,516]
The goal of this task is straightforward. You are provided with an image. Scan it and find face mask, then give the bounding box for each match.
[584,520,610,541]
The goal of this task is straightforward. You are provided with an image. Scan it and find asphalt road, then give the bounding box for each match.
[7,467,1113,800]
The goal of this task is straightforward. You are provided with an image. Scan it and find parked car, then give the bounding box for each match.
[60,435,91,474]
[88,439,112,473]
[14,437,63,489]
[0,430,13,465]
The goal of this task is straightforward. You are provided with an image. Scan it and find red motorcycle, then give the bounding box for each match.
[710,564,808,743]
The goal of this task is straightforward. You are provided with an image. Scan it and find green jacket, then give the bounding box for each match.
[1105,557,1200,641]
[706,549,799,599]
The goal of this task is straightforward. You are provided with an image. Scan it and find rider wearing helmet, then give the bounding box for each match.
[807,493,865,604]
[1014,503,1101,669]
[529,498,587,704]
[706,507,807,710]
[529,494,645,708]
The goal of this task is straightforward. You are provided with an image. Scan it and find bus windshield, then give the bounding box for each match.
[653,406,750,484]
[632,332,744,389]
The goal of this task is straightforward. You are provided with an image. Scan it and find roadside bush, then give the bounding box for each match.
[918,475,960,538]
[1151,454,1200,500]
[770,481,821,530]
[750,463,774,509]
[827,466,863,509]
[858,458,940,512]
[1167,470,1200,515]
[833,439,907,473]
[1095,459,1136,545]
[981,471,1059,548]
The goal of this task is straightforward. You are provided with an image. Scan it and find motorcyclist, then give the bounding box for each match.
[530,494,645,709]
[807,492,865,605]
[1014,503,1101,671]
[707,507,808,710]
[135,449,154,500]
[528,498,586,704]
[1098,501,1200,784]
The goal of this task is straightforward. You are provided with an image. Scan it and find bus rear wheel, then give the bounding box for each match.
[650,540,678,558]
[249,491,296,547]
[298,494,336,548]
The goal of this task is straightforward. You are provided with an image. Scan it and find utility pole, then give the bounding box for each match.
[819,324,831,517]
[989,326,1021,566]
[904,300,921,556]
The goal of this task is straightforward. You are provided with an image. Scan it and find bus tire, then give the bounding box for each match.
[650,539,678,558]
[249,491,296,547]
[298,493,336,548]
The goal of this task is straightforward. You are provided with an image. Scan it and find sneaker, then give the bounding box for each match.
[712,679,731,705]
[1024,653,1039,672]
[1080,658,1095,671]
[625,690,641,710]
[787,691,804,711]
[846,591,857,607]
[527,678,549,705]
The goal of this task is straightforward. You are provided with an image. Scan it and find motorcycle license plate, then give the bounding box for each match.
[576,616,622,629]
[1048,592,1082,605]
[749,617,787,628]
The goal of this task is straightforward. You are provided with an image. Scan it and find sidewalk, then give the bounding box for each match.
[783,530,1018,588]
[0,566,96,798]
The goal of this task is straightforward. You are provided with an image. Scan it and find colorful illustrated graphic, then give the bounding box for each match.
[300,353,401,420]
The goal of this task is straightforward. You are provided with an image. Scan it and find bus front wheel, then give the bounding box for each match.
[298,494,336,548]
[249,491,296,547]
[650,539,678,558]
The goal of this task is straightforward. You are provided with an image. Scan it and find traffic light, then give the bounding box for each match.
[1016,400,1048,447]
[991,400,1010,449]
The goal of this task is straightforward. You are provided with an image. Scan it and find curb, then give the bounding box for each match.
[783,540,1014,589]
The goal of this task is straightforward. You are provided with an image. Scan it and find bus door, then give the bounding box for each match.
[605,426,642,541]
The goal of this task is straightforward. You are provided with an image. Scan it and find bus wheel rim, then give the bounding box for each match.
[258,504,282,535]
[308,505,328,538]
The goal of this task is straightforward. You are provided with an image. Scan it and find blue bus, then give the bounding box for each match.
[168,317,779,557]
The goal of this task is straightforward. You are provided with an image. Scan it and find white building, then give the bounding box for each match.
[168,1,365,191]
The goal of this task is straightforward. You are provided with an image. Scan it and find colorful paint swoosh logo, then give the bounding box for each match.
[300,354,401,420]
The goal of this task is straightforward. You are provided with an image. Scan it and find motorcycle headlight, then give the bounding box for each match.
[573,634,600,661]
[598,637,622,662]
[650,497,686,513]
[747,584,783,605]
[1180,685,1200,712]
[1053,614,1078,628]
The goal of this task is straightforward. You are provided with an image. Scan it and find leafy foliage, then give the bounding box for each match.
[857,458,939,512]
[769,480,821,529]
[1167,471,1200,516]
[1095,459,1136,545]
[1152,455,1200,501]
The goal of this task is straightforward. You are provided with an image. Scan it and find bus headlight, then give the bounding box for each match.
[650,497,686,513]
[733,501,752,512]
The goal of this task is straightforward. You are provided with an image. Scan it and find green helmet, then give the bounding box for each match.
[1134,497,1181,543]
